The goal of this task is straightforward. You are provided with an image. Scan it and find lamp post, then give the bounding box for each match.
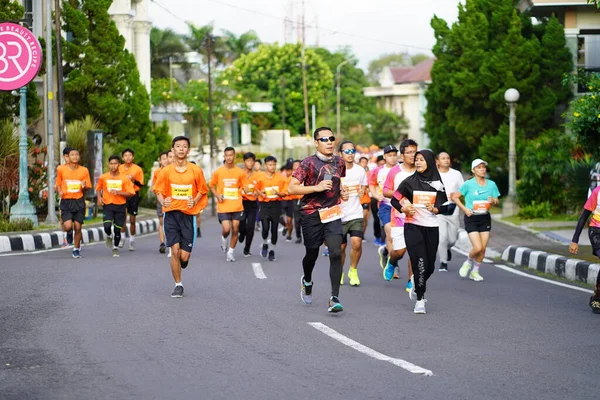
[336,59,350,136]
[503,88,520,217]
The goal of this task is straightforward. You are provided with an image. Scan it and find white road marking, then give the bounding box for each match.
[308,322,433,376]
[252,263,267,279]
[494,264,593,294]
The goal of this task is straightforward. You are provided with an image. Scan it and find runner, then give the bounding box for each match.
[118,148,145,251]
[288,127,348,313]
[374,145,400,270]
[255,156,287,261]
[57,146,73,247]
[569,185,600,314]
[338,141,368,287]
[154,136,208,298]
[55,148,92,259]
[280,162,297,242]
[383,139,418,289]
[152,150,174,254]
[392,149,449,314]
[358,156,371,239]
[291,159,303,244]
[239,152,262,257]
[368,155,385,246]
[96,155,135,257]
[209,147,246,262]
[452,159,500,282]
[435,152,464,271]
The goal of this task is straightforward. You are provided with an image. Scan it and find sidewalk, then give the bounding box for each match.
[453,214,599,287]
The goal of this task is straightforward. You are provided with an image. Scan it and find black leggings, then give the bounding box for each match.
[293,200,302,239]
[404,223,439,301]
[370,198,381,240]
[103,221,122,247]
[240,200,258,252]
[302,234,343,297]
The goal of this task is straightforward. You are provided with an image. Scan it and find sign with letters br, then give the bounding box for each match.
[0,23,42,91]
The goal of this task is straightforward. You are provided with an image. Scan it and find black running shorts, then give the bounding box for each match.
[126,192,140,215]
[60,198,86,224]
[103,203,126,229]
[301,211,342,248]
[464,213,492,233]
[164,210,197,252]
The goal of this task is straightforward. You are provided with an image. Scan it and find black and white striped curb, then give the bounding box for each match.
[502,245,600,285]
[0,218,160,253]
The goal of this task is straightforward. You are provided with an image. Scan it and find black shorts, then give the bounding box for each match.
[103,203,126,229]
[589,227,600,253]
[218,211,244,223]
[60,198,86,224]
[342,218,365,244]
[464,213,492,233]
[259,201,282,221]
[361,203,370,210]
[126,192,140,215]
[301,211,342,248]
[164,210,197,252]
[281,200,294,217]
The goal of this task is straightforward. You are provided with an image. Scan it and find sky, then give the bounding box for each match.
[148,0,463,71]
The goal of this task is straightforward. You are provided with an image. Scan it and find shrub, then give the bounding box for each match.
[0,217,34,233]
[518,201,552,219]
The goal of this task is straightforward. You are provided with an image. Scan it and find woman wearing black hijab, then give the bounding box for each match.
[391,149,449,314]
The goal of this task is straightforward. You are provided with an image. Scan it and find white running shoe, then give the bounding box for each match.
[226,252,236,262]
[414,300,426,314]
[408,275,417,301]
[469,270,484,282]
[459,261,472,278]
[220,237,228,253]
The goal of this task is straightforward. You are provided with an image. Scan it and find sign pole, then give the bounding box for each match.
[44,0,58,224]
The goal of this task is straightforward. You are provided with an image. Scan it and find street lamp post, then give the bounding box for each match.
[336,59,350,136]
[503,88,520,217]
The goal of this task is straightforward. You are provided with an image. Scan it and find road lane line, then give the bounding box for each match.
[252,263,267,279]
[494,264,593,294]
[307,322,433,376]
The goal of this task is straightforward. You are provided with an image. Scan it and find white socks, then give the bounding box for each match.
[175,282,183,287]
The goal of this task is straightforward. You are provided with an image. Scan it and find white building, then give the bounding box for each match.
[363,59,433,148]
[108,0,152,94]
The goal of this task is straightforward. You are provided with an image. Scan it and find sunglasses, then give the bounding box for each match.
[341,148,356,155]
[316,136,336,143]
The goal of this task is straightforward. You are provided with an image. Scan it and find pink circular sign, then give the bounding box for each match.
[0,22,42,91]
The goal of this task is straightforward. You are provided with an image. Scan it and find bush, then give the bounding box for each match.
[518,201,552,219]
[0,218,34,233]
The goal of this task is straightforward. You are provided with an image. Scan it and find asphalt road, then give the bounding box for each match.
[1,217,599,399]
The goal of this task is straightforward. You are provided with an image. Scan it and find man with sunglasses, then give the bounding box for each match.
[338,141,368,287]
[288,127,349,313]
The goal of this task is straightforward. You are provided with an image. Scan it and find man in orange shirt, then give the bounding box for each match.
[239,152,262,257]
[155,136,208,298]
[281,161,301,243]
[57,146,73,247]
[96,155,135,257]
[256,156,287,261]
[55,148,92,259]
[152,150,174,254]
[209,147,246,262]
[119,148,145,251]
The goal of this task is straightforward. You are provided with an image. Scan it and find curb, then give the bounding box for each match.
[501,245,600,286]
[0,218,160,253]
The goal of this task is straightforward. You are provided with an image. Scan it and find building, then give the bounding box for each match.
[108,0,152,94]
[363,59,433,148]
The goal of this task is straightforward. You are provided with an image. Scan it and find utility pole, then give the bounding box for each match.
[55,0,66,157]
[280,77,286,162]
[301,0,310,154]
[336,59,350,136]
[45,0,58,224]
[206,35,216,217]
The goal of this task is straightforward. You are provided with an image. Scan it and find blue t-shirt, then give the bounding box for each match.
[459,178,500,214]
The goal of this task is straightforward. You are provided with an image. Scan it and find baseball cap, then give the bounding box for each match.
[376,155,384,162]
[383,145,398,154]
[471,158,488,170]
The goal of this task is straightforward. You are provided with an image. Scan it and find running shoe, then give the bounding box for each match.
[105,235,112,248]
[238,232,245,243]
[413,299,426,314]
[61,238,68,248]
[459,261,472,278]
[129,241,135,251]
[261,244,268,258]
[301,276,312,304]
[226,252,236,262]
[469,270,484,282]
[439,262,448,272]
[374,238,383,246]
[243,249,252,257]
[171,285,184,298]
[295,237,302,244]
[378,246,386,269]
[405,278,413,293]
[393,267,400,280]
[159,243,166,254]
[66,230,73,245]
[348,268,360,286]
[112,248,120,257]
[72,249,81,259]
[286,236,292,242]
[589,296,600,314]
[268,250,276,261]
[383,260,395,281]
[447,249,452,261]
[118,239,125,248]
[340,272,345,285]
[408,275,417,301]
[281,226,287,237]
[328,296,344,313]
[322,247,329,257]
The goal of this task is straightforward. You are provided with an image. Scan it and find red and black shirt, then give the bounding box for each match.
[292,154,346,215]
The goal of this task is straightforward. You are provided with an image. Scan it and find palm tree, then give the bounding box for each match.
[150,27,189,79]
[186,23,228,67]
[221,30,261,64]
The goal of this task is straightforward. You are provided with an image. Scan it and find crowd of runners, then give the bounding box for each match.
[54,126,600,315]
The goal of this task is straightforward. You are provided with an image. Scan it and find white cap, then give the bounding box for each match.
[471,158,488,170]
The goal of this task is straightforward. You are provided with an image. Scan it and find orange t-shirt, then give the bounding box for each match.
[256,172,288,203]
[282,175,302,201]
[95,172,135,205]
[209,165,246,213]
[151,168,163,193]
[56,165,92,200]
[242,170,263,202]
[154,163,208,215]
[119,163,145,192]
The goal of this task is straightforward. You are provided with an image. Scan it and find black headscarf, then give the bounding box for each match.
[398,149,448,208]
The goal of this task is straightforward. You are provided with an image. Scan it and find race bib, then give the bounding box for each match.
[265,186,279,199]
[413,191,437,208]
[66,180,82,193]
[342,179,360,197]
[472,200,491,214]
[106,180,122,191]
[223,187,239,200]
[171,184,193,200]
[318,205,344,224]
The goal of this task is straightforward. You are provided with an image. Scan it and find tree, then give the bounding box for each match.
[367,52,430,84]
[150,27,189,79]
[425,0,572,178]
[221,30,261,64]
[564,72,600,158]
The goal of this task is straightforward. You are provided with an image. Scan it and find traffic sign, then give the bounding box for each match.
[0,22,42,91]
